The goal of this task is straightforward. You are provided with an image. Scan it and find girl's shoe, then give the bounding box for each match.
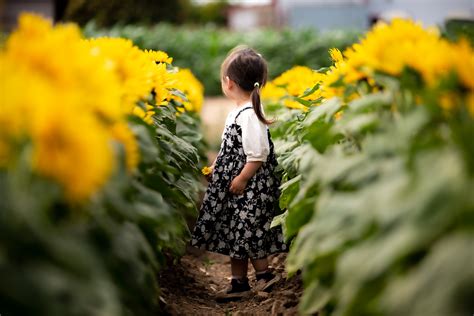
[216,278,251,302]
[255,271,281,292]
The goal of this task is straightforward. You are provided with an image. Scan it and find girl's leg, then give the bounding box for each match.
[220,258,250,296]
[231,258,249,279]
[250,257,269,274]
[252,257,279,291]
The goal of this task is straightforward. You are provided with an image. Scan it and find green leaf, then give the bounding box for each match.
[304,97,342,125]
[299,83,321,98]
[382,233,474,316]
[271,211,287,229]
[298,280,332,315]
[348,91,392,112]
[279,175,301,209]
[284,197,316,241]
[339,113,379,136]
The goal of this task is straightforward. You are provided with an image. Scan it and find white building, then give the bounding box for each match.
[276,0,474,30]
[228,3,278,31]
[369,0,473,25]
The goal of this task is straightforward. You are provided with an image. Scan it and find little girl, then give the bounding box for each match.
[190,46,287,298]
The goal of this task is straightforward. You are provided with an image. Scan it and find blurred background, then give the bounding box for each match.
[2,0,472,91]
[2,0,472,94]
[1,0,473,147]
[2,0,474,31]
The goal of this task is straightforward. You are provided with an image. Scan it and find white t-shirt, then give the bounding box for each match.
[222,102,270,162]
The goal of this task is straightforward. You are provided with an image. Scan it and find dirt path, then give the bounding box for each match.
[158,251,302,315]
[200,96,235,150]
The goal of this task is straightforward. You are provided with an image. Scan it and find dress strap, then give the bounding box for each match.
[234,106,252,123]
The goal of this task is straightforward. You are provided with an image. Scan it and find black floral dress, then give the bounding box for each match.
[191,106,287,259]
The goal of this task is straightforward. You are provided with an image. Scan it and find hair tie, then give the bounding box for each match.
[254,82,260,88]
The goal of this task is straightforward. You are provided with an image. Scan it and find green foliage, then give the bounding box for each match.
[188,0,229,26]
[0,103,207,315]
[83,23,359,95]
[64,0,192,27]
[273,75,474,315]
[444,18,474,46]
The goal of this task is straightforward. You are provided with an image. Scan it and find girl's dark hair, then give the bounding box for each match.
[221,46,272,125]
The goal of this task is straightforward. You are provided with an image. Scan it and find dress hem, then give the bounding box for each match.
[189,243,288,260]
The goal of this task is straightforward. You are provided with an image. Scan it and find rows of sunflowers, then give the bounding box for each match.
[0,14,205,314]
[2,12,473,316]
[263,19,473,315]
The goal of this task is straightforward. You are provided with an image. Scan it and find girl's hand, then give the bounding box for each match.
[229,175,248,195]
[205,167,214,182]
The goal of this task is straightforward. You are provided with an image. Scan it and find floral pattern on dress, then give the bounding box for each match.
[190,107,287,259]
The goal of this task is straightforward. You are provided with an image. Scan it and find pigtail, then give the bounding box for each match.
[251,82,273,125]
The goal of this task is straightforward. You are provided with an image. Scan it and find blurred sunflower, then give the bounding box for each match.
[110,122,140,172]
[86,37,155,113]
[170,68,204,112]
[30,101,114,202]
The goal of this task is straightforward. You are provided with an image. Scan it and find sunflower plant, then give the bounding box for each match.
[270,19,474,316]
[0,13,206,315]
